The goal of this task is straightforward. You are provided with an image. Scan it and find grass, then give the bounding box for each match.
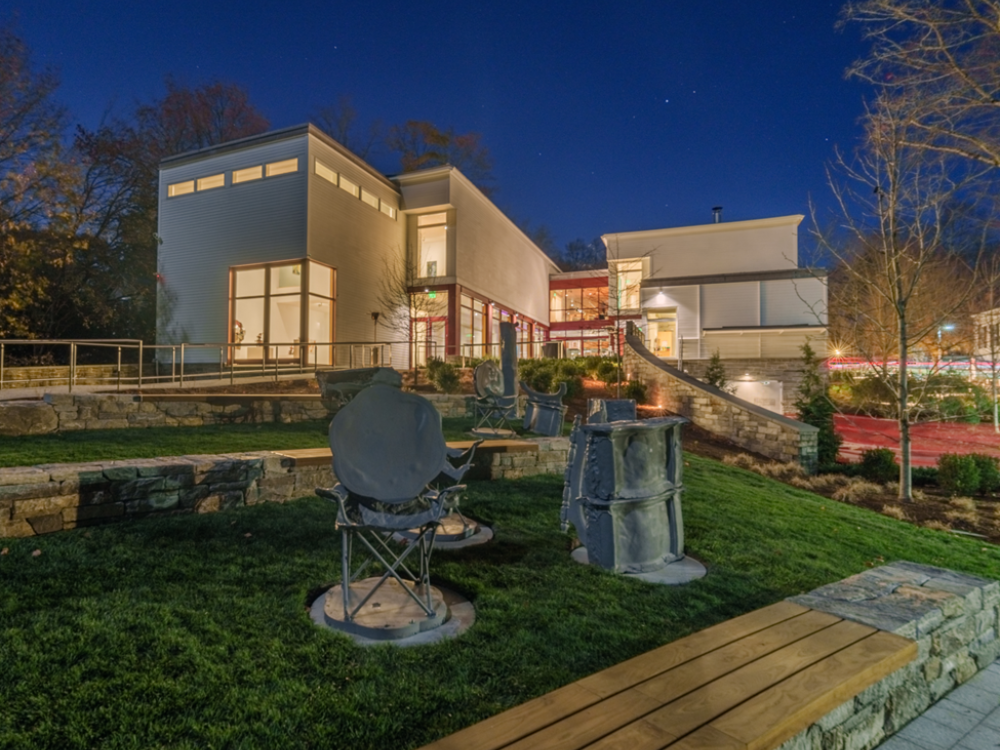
[2,455,1000,748]
[0,418,487,467]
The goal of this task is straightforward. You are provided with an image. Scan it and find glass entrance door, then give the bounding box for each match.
[647,309,677,359]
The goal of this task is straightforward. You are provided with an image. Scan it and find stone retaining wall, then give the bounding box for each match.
[485,437,568,480]
[623,334,819,471]
[677,358,811,414]
[0,437,570,538]
[780,561,1000,749]
[0,393,478,436]
[0,364,138,389]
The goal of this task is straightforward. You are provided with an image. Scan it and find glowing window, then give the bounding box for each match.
[613,260,643,310]
[338,174,359,198]
[167,181,195,197]
[197,173,225,191]
[314,160,337,185]
[380,202,396,219]
[233,166,262,184]
[360,188,379,209]
[265,158,298,177]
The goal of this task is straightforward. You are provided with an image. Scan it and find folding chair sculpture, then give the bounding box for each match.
[520,379,568,436]
[315,383,477,637]
[472,360,517,437]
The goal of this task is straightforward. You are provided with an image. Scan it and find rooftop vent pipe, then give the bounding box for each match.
[712,206,723,223]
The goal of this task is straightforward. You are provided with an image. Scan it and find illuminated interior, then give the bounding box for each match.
[646,309,677,358]
[231,259,335,364]
[417,213,447,278]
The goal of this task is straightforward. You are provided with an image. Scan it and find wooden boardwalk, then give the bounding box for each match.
[419,601,916,750]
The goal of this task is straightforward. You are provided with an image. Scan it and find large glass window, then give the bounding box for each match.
[646,309,677,359]
[417,213,447,278]
[460,294,486,358]
[550,286,608,323]
[230,259,335,364]
[613,260,643,310]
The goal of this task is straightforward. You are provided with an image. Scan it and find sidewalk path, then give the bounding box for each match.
[876,660,1000,749]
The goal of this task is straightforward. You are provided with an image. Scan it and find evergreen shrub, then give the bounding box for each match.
[859,448,898,484]
[938,453,981,496]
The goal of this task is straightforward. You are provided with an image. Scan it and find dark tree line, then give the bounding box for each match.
[0,25,521,345]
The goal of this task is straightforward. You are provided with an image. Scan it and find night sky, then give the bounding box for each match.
[12,1,872,252]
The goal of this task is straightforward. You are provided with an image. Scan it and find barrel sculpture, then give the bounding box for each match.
[562,415,688,573]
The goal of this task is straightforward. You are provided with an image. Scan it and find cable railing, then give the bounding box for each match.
[0,338,413,393]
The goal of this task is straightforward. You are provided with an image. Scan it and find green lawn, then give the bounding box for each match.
[2,456,999,749]
[0,418,486,467]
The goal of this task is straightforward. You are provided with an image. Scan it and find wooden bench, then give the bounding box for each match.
[418,600,916,750]
[272,440,540,473]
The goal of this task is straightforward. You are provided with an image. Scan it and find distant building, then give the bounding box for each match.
[157,125,826,411]
[156,124,558,368]
[601,215,828,412]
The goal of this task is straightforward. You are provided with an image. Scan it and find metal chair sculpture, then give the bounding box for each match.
[520,379,568,436]
[472,360,517,437]
[315,383,477,638]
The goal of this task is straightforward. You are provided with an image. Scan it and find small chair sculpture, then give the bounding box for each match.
[315,383,477,638]
[472,360,517,437]
[520,380,568,436]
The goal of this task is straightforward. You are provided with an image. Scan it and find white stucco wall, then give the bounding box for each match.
[604,215,803,278]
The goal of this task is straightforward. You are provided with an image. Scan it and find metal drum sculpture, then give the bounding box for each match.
[562,415,688,573]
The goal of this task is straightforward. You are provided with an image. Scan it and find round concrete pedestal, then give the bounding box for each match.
[310,580,475,646]
[393,514,494,550]
[571,547,707,585]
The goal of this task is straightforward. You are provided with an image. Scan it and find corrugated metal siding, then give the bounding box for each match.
[450,176,552,324]
[157,137,310,362]
[307,138,406,346]
[701,281,760,329]
[761,277,827,326]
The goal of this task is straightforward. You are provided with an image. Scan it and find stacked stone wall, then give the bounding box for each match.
[623,335,818,470]
[0,452,334,539]
[677,358,816,414]
[780,561,1000,749]
[487,437,568,480]
[0,364,140,389]
[0,437,570,539]
[0,393,477,436]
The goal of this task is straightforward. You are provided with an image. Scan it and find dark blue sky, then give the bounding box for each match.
[12,1,872,251]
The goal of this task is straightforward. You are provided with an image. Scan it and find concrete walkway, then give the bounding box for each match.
[876,660,1000,749]
[0,372,317,401]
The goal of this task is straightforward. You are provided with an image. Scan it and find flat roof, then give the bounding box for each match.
[602,214,804,244]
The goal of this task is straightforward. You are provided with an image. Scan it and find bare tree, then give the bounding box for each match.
[814,93,994,499]
[843,0,1000,170]
[0,24,66,225]
[386,120,495,196]
[971,256,1000,431]
[311,95,383,160]
[374,252,448,379]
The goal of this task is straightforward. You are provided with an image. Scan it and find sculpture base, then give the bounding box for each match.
[394,513,494,549]
[322,577,448,640]
[571,547,707,585]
